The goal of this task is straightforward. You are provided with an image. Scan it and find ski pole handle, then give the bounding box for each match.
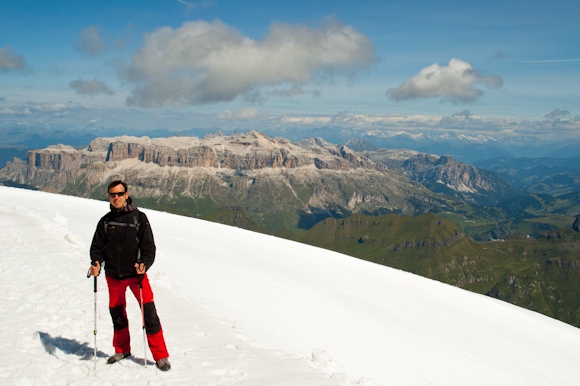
[136,259,144,288]
[87,261,98,278]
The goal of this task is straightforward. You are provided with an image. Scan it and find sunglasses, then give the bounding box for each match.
[108,191,126,198]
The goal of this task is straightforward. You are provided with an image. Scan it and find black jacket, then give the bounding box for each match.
[90,198,156,280]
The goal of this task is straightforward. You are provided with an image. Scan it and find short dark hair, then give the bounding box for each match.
[108,180,128,193]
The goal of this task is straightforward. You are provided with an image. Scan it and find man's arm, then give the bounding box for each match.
[138,212,156,272]
[89,217,106,275]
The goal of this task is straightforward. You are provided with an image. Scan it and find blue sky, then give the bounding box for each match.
[1,0,579,139]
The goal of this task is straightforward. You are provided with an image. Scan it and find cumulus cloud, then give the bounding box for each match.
[70,79,114,96]
[121,17,376,107]
[386,58,503,104]
[0,45,29,72]
[545,109,570,118]
[214,108,260,120]
[74,26,106,57]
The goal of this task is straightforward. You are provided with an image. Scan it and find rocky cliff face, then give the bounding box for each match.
[1,145,86,191]
[0,131,448,232]
[402,154,496,193]
[91,130,384,171]
[364,149,523,205]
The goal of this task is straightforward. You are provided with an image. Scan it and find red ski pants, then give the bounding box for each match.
[106,274,169,361]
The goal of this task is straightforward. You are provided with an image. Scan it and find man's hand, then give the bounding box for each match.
[89,261,100,276]
[135,262,145,275]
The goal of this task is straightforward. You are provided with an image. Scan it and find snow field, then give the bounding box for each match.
[1,186,580,386]
[0,188,373,386]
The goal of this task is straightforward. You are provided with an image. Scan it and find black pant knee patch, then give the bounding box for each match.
[110,304,128,331]
[143,302,161,335]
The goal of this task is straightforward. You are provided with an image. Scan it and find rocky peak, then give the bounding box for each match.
[344,137,378,152]
[364,148,523,205]
[295,137,332,150]
[203,130,225,139]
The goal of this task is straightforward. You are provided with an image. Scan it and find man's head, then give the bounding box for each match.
[107,180,128,209]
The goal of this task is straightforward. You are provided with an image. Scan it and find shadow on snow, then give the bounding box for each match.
[37,331,108,360]
[36,332,154,365]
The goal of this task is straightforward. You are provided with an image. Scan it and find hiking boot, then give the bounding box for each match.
[107,352,131,364]
[156,357,171,371]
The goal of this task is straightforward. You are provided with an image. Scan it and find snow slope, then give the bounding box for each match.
[1,186,580,386]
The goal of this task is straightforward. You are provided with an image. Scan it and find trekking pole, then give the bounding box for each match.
[87,263,98,371]
[136,259,148,368]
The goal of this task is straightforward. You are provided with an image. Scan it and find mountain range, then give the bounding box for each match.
[3,130,578,239]
[2,125,580,166]
[0,131,453,233]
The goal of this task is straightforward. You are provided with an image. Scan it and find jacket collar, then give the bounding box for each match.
[110,196,138,213]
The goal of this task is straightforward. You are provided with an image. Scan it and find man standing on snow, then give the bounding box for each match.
[88,180,170,371]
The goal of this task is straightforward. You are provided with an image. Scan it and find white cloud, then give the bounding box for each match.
[74,26,106,57]
[214,108,260,120]
[122,17,376,107]
[275,109,580,138]
[70,79,114,96]
[32,103,67,112]
[0,103,68,116]
[0,45,29,72]
[0,107,30,115]
[386,58,503,104]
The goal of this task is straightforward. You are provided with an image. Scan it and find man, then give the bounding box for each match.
[89,180,170,371]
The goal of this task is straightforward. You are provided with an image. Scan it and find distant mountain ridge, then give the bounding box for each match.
[3,129,574,240]
[0,130,450,233]
[361,147,524,206]
[3,124,580,165]
[474,156,580,196]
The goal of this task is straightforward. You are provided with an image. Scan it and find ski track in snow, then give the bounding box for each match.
[0,188,366,386]
[2,186,580,386]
